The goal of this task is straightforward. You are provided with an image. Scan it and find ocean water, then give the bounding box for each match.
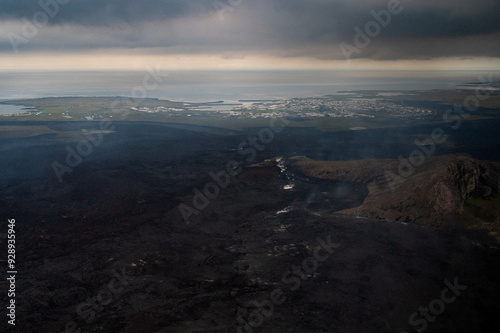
[0,70,497,103]
[0,104,28,115]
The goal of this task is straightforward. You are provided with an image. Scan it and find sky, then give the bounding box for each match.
[0,0,500,71]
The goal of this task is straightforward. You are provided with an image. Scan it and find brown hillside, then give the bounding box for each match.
[292,154,499,226]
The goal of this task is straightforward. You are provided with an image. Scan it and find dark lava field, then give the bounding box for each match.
[1,120,500,332]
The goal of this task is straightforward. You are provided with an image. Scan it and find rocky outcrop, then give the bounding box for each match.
[292,154,499,226]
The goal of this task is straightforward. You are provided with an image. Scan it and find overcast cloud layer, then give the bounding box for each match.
[0,0,499,61]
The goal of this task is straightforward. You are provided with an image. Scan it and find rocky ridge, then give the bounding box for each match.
[290,154,500,227]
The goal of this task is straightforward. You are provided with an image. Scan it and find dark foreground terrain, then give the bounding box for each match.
[1,120,500,332]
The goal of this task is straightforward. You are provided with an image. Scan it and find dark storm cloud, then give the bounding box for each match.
[1,0,499,60]
[253,0,500,58]
[0,0,209,25]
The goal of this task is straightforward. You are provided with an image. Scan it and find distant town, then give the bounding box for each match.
[0,93,436,123]
[131,95,434,120]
